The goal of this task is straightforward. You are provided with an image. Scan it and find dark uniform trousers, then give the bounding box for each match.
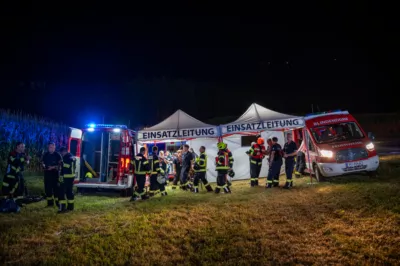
[133,174,147,199]
[171,170,181,189]
[180,167,192,190]
[216,171,231,194]
[267,159,282,188]
[44,170,60,206]
[58,177,75,210]
[250,158,262,186]
[193,172,213,193]
[149,174,167,196]
[285,158,295,187]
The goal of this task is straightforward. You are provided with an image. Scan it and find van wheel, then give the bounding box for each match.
[313,165,325,182]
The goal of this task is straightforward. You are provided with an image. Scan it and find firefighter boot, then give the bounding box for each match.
[193,187,199,193]
[250,179,255,187]
[58,203,67,213]
[223,186,231,194]
[205,184,213,192]
[283,180,293,189]
[266,182,273,189]
[255,178,259,186]
[67,202,74,211]
[161,191,168,196]
[215,187,221,194]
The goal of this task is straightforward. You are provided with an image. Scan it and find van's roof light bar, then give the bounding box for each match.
[305,109,343,117]
[85,123,128,129]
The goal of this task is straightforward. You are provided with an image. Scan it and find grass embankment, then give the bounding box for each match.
[1,156,399,265]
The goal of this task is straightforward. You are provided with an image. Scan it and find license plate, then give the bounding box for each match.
[345,161,364,168]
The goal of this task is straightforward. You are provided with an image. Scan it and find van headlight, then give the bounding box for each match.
[320,150,333,158]
[366,142,375,151]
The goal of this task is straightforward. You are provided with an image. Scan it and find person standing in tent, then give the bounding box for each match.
[148,146,167,197]
[171,150,183,189]
[248,137,266,187]
[180,144,194,190]
[283,133,298,189]
[215,142,234,194]
[266,137,283,188]
[130,147,150,201]
[193,146,213,193]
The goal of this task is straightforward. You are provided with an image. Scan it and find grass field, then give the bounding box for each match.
[1,157,400,265]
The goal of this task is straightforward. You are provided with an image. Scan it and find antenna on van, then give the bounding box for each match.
[311,104,314,113]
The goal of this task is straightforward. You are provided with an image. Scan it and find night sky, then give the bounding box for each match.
[1,5,398,128]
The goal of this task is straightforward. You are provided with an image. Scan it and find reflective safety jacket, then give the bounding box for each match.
[215,149,234,171]
[149,154,165,175]
[62,153,76,178]
[194,152,207,173]
[249,143,265,160]
[130,153,150,175]
[5,151,27,179]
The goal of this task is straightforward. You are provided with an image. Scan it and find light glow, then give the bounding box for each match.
[366,142,374,151]
[320,149,333,158]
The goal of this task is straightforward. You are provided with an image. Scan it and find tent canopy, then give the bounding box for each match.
[137,109,218,142]
[221,103,304,135]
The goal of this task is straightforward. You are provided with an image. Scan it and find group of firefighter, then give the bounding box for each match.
[1,142,76,213]
[1,133,298,211]
[130,132,298,201]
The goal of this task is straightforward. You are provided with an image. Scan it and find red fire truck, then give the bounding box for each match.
[291,110,379,181]
[68,124,136,195]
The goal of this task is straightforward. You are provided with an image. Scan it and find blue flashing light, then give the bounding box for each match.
[87,128,95,132]
[84,123,128,129]
[305,109,342,117]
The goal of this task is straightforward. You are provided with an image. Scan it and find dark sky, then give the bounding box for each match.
[1,5,399,128]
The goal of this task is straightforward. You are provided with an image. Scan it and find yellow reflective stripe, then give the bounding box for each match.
[267,180,273,183]
[135,171,147,174]
[10,156,15,162]
[59,200,67,204]
[46,197,54,200]
[64,174,75,178]
[2,182,9,187]
[154,160,159,163]
[250,160,257,164]
[6,175,16,178]
[63,163,71,168]
[143,161,149,164]
[20,158,25,162]
[67,200,74,203]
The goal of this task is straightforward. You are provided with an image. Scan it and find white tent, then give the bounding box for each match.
[220,103,305,180]
[137,109,220,182]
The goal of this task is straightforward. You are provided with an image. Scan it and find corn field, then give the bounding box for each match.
[0,109,69,174]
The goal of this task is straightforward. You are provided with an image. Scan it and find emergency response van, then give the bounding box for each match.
[68,124,136,195]
[292,110,379,181]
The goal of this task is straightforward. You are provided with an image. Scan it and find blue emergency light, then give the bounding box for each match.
[84,123,128,129]
[305,109,342,117]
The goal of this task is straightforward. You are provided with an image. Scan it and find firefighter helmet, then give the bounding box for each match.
[85,172,93,178]
[217,142,227,150]
[257,137,265,145]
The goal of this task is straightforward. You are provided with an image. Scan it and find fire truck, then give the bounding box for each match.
[68,124,136,196]
[290,110,379,181]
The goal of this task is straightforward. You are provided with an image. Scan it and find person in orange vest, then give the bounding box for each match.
[248,137,266,187]
[215,142,234,194]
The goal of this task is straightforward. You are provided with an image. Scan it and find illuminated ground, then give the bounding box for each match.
[1,156,399,265]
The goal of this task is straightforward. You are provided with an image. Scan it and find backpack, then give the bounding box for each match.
[0,198,21,213]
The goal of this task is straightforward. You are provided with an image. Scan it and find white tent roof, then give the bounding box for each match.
[137,109,218,141]
[221,103,304,135]
[146,109,214,130]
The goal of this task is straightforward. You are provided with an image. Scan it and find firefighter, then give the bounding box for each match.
[245,142,256,179]
[283,133,298,189]
[193,146,213,193]
[266,137,283,188]
[180,144,194,190]
[58,147,76,212]
[1,142,31,206]
[171,150,182,189]
[215,142,233,194]
[149,146,167,197]
[248,137,266,187]
[41,142,63,207]
[130,147,150,201]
